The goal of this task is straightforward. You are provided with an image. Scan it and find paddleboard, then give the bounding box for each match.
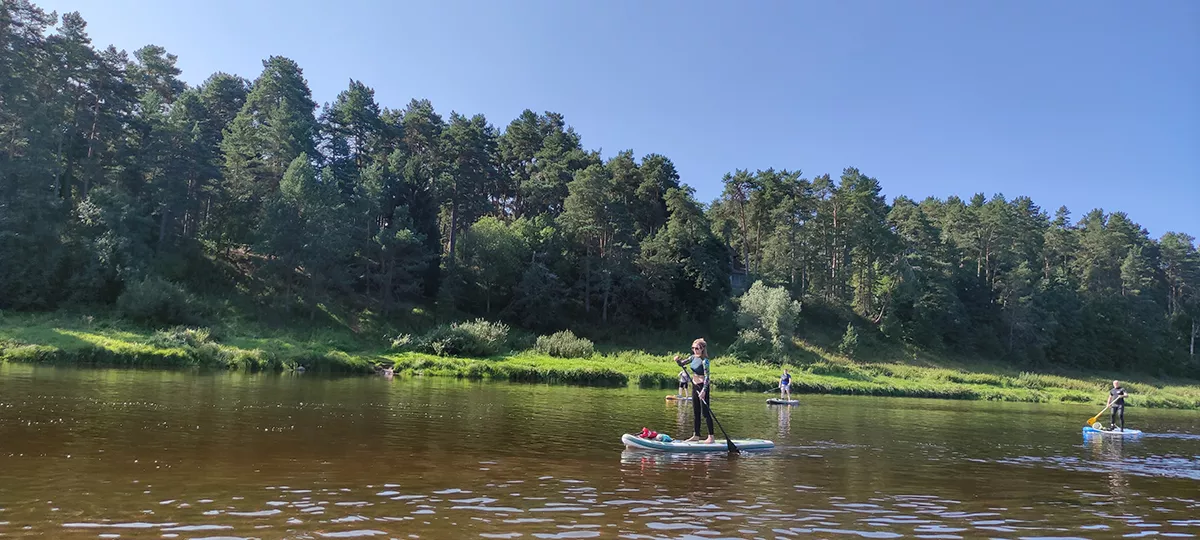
[621,433,774,453]
[665,395,691,401]
[767,398,799,405]
[1083,426,1143,436]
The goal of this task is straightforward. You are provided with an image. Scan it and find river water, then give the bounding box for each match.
[0,363,1197,539]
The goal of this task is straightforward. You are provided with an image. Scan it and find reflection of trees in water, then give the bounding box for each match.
[1085,435,1130,501]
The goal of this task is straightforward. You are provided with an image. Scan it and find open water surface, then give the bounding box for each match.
[1,363,1198,539]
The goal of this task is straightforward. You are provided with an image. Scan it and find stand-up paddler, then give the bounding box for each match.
[674,338,714,443]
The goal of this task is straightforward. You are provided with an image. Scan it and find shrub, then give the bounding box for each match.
[456,319,510,353]
[388,333,416,351]
[838,323,860,358]
[534,330,594,358]
[191,342,231,367]
[728,328,772,362]
[734,281,801,356]
[401,319,512,357]
[117,276,197,326]
[147,326,213,349]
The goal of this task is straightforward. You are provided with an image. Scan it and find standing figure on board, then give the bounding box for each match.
[1107,380,1128,431]
[779,369,791,401]
[674,338,714,443]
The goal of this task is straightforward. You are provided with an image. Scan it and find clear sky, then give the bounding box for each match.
[37,0,1200,239]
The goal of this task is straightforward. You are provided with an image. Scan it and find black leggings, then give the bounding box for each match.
[692,382,714,437]
[1111,405,1124,428]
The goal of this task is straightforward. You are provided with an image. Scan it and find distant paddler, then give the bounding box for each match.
[676,367,690,397]
[1105,380,1128,431]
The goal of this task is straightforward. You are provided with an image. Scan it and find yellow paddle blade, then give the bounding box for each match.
[1086,414,1100,425]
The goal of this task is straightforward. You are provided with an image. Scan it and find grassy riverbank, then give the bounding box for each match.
[3,312,1199,409]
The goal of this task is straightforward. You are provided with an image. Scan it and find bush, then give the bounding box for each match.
[838,323,860,358]
[389,333,416,351]
[457,319,510,353]
[147,326,213,349]
[735,281,801,356]
[534,330,594,358]
[117,276,197,326]
[728,328,772,362]
[398,319,511,357]
[192,342,231,367]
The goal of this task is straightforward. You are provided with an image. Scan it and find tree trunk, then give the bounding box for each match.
[602,271,610,324]
[446,200,458,268]
[583,250,591,314]
[53,129,65,200]
[1189,319,1197,357]
[310,272,319,321]
[82,92,101,199]
[830,204,839,303]
[754,222,761,274]
[382,255,394,316]
[158,205,171,250]
[1009,317,1015,353]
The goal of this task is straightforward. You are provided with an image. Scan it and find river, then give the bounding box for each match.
[1,363,1198,539]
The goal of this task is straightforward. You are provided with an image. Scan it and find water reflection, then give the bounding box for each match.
[776,402,791,438]
[1085,435,1132,503]
[1,363,1198,540]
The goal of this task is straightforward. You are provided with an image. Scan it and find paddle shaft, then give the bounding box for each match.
[1088,400,1114,424]
[701,391,740,454]
[679,360,740,454]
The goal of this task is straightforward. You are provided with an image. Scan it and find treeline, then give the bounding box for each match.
[1,3,1197,375]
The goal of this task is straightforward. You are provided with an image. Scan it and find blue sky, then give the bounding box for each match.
[39,0,1199,239]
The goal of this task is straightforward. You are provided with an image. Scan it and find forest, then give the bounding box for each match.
[2,2,1198,377]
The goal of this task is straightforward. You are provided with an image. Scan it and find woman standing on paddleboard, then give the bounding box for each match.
[675,338,715,443]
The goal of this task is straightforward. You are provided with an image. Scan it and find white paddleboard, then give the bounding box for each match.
[621,433,774,453]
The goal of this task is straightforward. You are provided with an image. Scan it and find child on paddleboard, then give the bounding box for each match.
[674,338,714,443]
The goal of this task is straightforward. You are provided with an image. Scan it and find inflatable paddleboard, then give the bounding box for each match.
[1083,426,1143,436]
[665,395,691,401]
[621,433,774,453]
[767,398,798,405]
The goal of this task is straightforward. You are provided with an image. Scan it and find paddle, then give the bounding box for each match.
[701,389,740,454]
[761,384,781,394]
[1086,401,1112,426]
[675,355,739,454]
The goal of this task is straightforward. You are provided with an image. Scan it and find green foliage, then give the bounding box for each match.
[534,330,595,358]
[728,328,772,362]
[147,326,213,349]
[732,281,801,359]
[396,319,512,357]
[0,0,1197,381]
[116,277,199,326]
[838,323,860,358]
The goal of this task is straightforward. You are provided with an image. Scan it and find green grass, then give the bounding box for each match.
[2,310,1198,409]
[0,312,375,373]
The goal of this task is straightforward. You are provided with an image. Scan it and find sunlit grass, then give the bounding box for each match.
[2,310,1198,409]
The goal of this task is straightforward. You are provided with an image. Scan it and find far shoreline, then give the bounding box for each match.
[3,314,1197,411]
